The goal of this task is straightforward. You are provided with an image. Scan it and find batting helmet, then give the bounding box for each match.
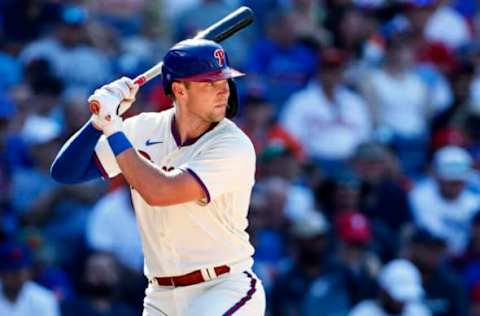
[161,39,244,118]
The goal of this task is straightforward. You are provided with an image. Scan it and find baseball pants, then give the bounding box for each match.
[143,270,265,316]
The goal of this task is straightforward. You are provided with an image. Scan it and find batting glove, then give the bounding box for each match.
[102,114,123,137]
[88,77,139,117]
[104,77,139,116]
[91,112,123,137]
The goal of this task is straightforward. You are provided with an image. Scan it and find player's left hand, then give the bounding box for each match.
[88,77,139,118]
[103,77,139,116]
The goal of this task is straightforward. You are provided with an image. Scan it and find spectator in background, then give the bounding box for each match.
[247,8,317,109]
[259,158,318,221]
[87,0,148,37]
[0,96,17,237]
[453,212,480,296]
[327,4,381,93]
[0,0,61,46]
[19,5,113,91]
[61,251,136,316]
[11,116,102,265]
[316,170,362,220]
[468,44,480,112]
[289,0,329,49]
[10,116,63,220]
[255,157,318,268]
[423,0,472,50]
[430,60,476,139]
[404,228,468,316]
[257,143,304,184]
[28,72,64,122]
[348,259,431,316]
[161,0,202,23]
[317,169,399,261]
[271,210,351,316]
[280,47,371,174]
[19,227,75,304]
[239,93,305,162]
[402,0,458,100]
[0,240,60,316]
[335,211,379,306]
[86,184,143,273]
[362,31,430,175]
[0,42,22,93]
[116,2,171,82]
[470,283,480,316]
[248,189,289,300]
[352,141,412,232]
[3,0,480,314]
[410,146,480,255]
[325,4,376,59]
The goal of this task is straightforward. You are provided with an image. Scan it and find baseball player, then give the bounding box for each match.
[51,39,266,315]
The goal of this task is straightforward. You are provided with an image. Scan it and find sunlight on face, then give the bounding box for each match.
[183,79,230,123]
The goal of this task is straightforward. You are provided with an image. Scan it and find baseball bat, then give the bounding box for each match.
[90,6,254,114]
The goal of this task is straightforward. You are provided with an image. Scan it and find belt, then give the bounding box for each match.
[153,265,230,287]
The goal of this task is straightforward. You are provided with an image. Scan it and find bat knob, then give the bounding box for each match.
[89,100,100,115]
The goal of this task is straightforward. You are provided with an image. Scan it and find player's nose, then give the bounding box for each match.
[214,80,229,94]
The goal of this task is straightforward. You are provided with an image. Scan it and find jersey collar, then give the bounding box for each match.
[171,115,219,147]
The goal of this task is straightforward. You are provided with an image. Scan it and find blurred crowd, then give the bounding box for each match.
[2,0,480,315]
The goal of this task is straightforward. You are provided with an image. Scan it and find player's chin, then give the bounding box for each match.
[214,104,227,113]
[210,106,227,122]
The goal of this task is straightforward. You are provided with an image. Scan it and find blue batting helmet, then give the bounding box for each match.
[161,39,244,118]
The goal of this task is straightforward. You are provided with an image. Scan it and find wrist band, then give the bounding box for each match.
[108,132,132,156]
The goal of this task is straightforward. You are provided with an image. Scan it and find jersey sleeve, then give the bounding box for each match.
[180,134,256,203]
[94,116,138,178]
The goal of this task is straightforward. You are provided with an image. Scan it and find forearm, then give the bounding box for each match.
[115,148,173,205]
[107,132,203,206]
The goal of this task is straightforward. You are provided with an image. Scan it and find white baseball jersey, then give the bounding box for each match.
[94,108,256,278]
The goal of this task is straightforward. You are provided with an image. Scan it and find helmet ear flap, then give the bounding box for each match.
[226,79,238,118]
[161,64,174,96]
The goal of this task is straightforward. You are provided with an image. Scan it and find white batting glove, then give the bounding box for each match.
[91,112,123,137]
[88,77,139,117]
[89,90,123,136]
[102,114,123,137]
[103,77,139,116]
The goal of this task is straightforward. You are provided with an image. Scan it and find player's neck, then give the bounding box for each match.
[174,110,213,145]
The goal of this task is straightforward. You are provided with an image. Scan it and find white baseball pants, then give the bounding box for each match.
[142,270,265,316]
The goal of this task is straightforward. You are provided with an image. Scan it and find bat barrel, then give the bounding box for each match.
[194,6,254,42]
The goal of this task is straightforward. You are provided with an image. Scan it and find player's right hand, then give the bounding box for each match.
[91,112,123,136]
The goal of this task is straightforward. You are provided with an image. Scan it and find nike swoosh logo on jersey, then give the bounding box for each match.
[145,139,163,146]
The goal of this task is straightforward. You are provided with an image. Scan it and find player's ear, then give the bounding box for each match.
[172,82,186,97]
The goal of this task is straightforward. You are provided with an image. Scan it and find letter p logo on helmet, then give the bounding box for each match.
[214,49,225,67]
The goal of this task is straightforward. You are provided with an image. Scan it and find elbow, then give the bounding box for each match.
[143,194,166,207]
[141,189,171,207]
[50,160,79,184]
[50,162,69,183]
